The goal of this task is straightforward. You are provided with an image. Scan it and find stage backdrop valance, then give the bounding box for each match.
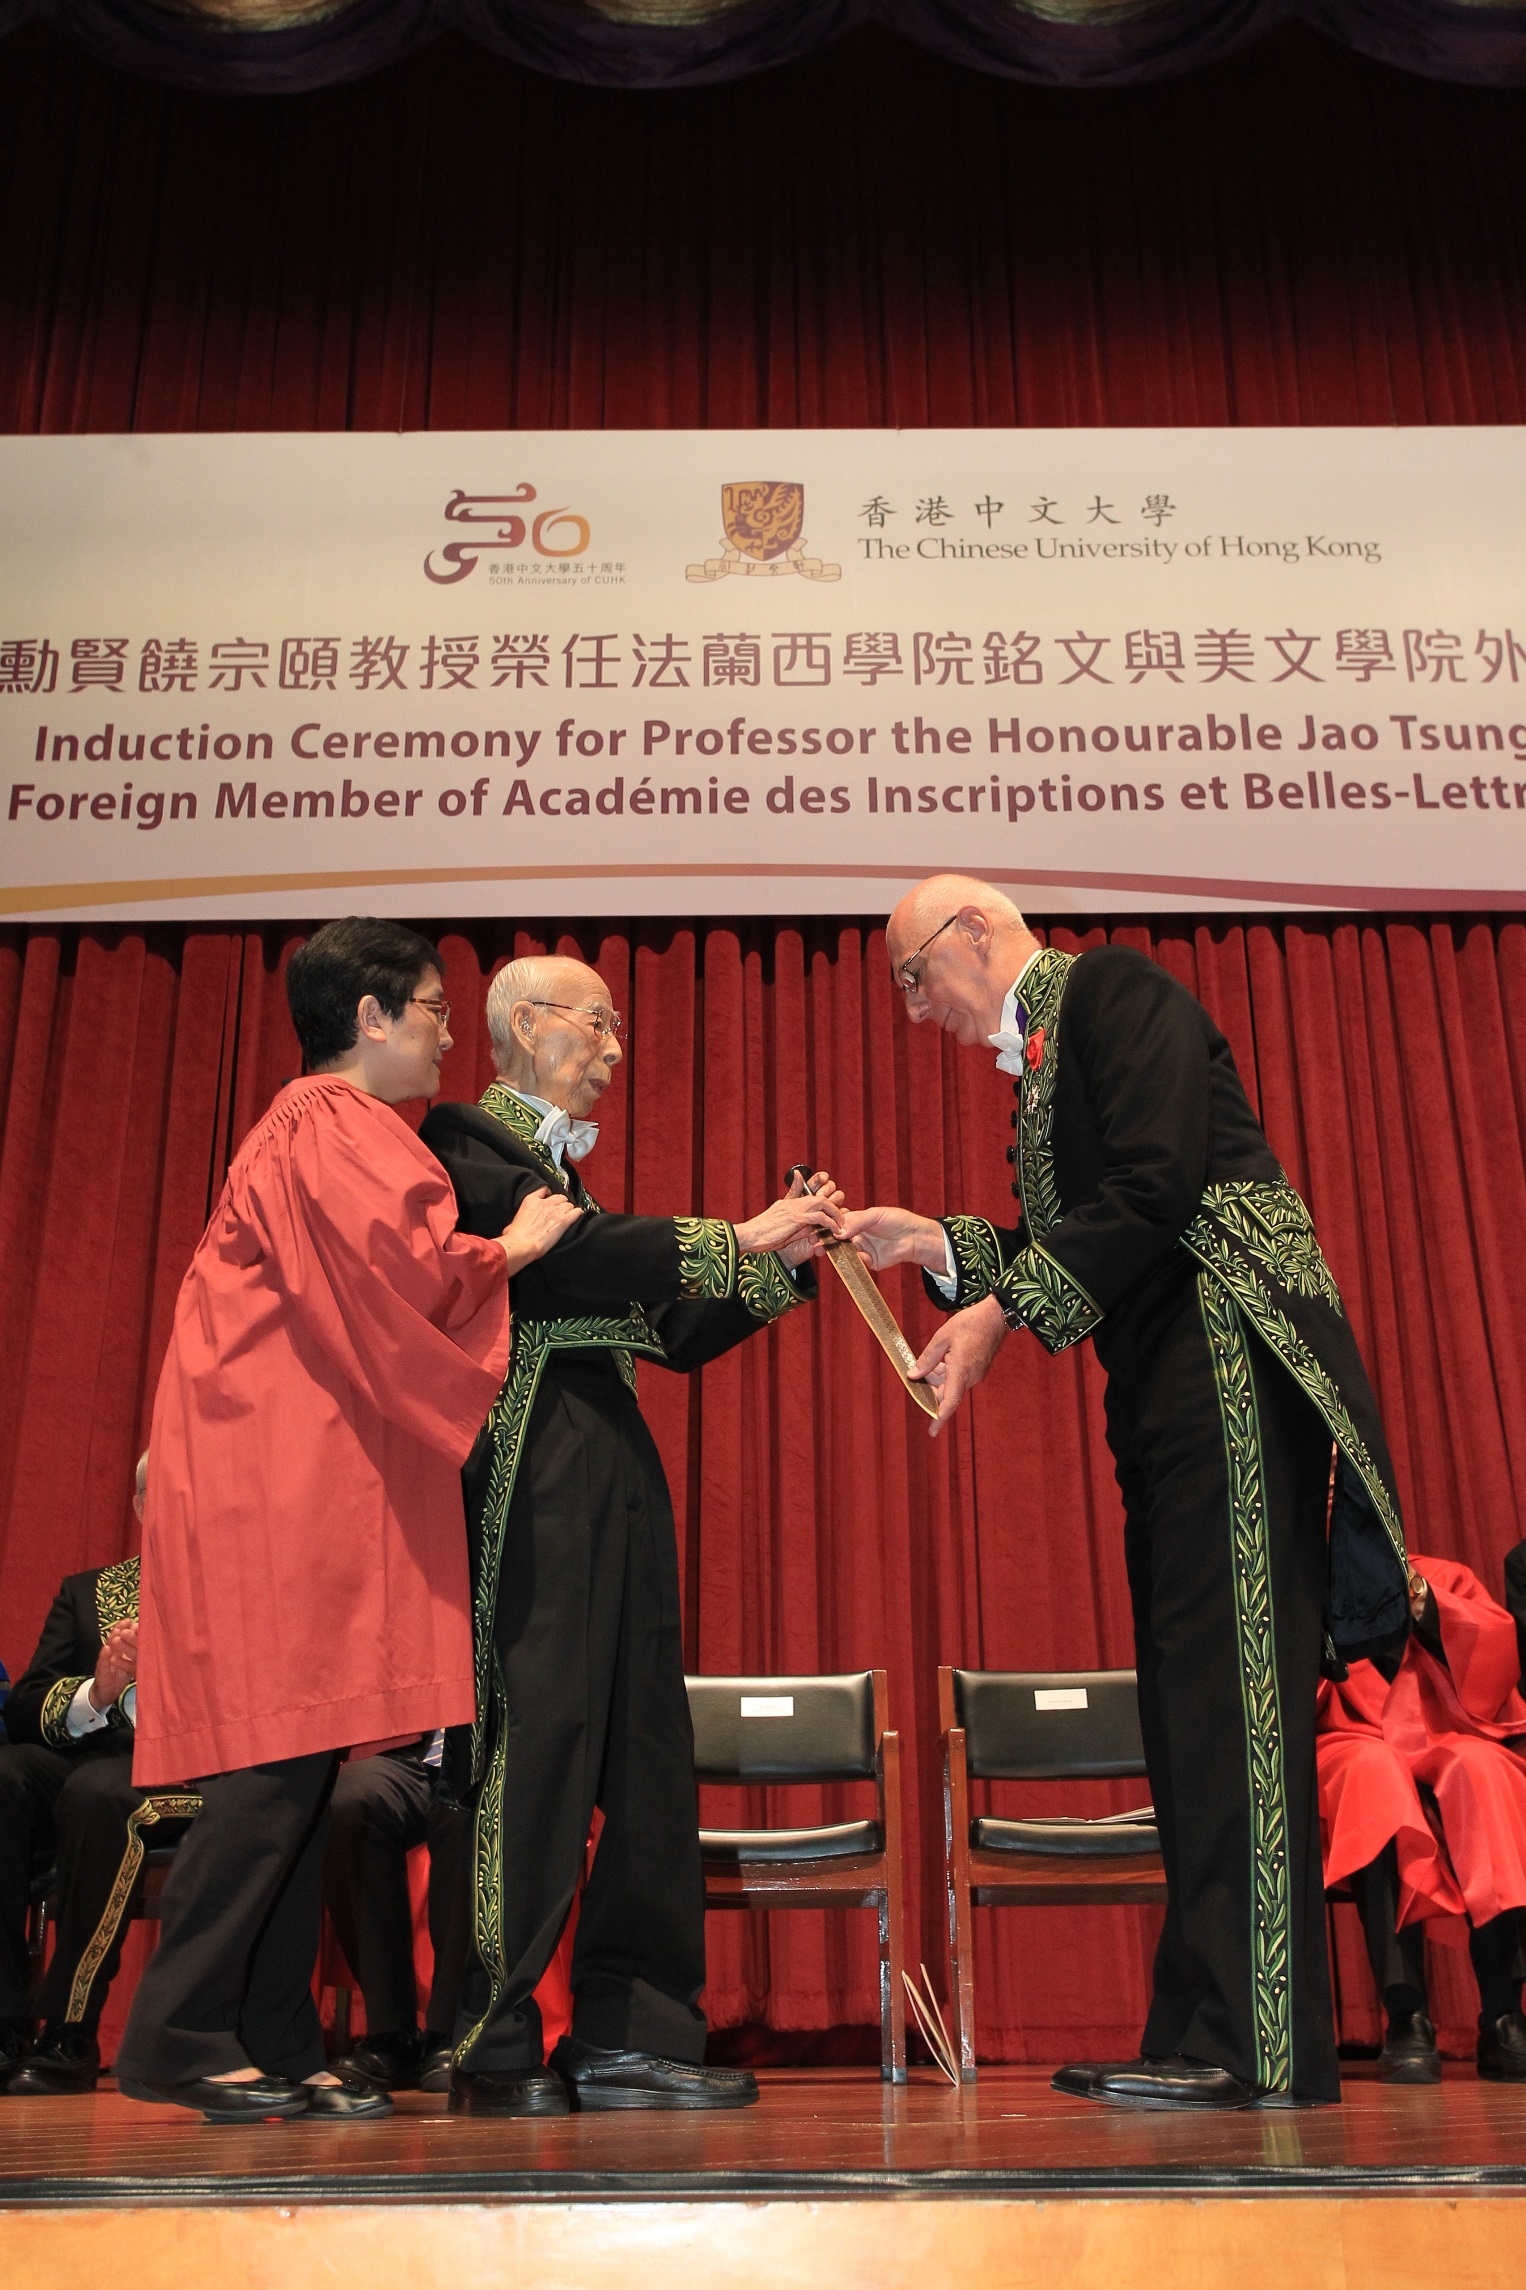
[4,427,1525,923]
[1,0,1525,101]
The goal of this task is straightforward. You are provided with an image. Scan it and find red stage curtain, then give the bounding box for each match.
[3,24,1526,432]
[3,914,1523,2061]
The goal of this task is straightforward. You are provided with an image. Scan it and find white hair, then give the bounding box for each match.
[484,956,563,1065]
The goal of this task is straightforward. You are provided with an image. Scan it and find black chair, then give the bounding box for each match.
[940,1665,1164,2081]
[687,1670,908,2082]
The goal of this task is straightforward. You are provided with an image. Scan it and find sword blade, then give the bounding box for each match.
[820,1240,940,1417]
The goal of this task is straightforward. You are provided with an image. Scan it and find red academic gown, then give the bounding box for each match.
[134,1076,510,1787]
[1315,1554,1526,1935]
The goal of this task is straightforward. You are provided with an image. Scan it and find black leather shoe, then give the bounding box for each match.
[1478,2012,1526,2080]
[418,2032,454,2093]
[1084,2055,1257,2110]
[1051,2057,1150,2098]
[0,2022,33,2093]
[303,2069,394,2119]
[6,2024,100,2095]
[551,2037,759,2111]
[119,2073,310,2122]
[329,2027,424,2091]
[1379,2008,1441,2084]
[448,2068,570,2117]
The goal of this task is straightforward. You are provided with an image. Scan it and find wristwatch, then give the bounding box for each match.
[998,1287,1027,1335]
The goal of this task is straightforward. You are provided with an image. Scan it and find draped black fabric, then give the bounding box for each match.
[0,0,1524,99]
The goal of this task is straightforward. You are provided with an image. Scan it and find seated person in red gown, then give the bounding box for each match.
[116,918,580,2124]
[1317,1554,1526,2082]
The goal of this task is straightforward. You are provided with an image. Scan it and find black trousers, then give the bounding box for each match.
[456,1359,707,2071]
[324,1750,471,2036]
[0,1742,189,2034]
[116,1750,338,2085]
[1350,1840,1526,2025]
[1103,1257,1338,2102]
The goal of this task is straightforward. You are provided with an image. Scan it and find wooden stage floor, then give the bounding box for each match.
[2,2066,1524,2290]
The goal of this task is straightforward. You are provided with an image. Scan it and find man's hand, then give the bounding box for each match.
[736,1174,844,1259]
[838,1205,949,1272]
[90,1619,138,1712]
[910,1295,1008,1437]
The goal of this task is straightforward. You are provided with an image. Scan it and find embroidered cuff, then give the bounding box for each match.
[674,1216,738,1301]
[925,1215,1004,1311]
[40,1675,91,1748]
[738,1250,801,1323]
[995,1245,1103,1355]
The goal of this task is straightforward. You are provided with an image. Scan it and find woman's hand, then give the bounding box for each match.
[498,1186,583,1276]
[735,1171,845,1259]
[838,1205,950,1272]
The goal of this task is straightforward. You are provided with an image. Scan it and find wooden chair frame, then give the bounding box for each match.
[697,1668,908,2082]
[940,1664,1166,2082]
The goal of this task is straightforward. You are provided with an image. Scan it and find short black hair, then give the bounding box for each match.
[287,917,442,1069]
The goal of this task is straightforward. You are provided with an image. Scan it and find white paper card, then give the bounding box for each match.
[739,1695,795,1717]
[1034,1687,1089,1711]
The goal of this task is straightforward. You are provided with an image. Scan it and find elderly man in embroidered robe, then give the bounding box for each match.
[420,957,841,2117]
[842,877,1410,2111]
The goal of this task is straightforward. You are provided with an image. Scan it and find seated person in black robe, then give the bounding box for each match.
[323,1733,470,2091]
[421,954,841,2116]
[0,1456,195,2093]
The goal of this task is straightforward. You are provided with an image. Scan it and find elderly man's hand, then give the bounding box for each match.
[736,1175,844,1259]
[90,1619,138,1711]
[776,1171,848,1268]
[910,1295,1007,1436]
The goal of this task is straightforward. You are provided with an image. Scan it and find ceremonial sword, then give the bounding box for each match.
[784,1163,940,1418]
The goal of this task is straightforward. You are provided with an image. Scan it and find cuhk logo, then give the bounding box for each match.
[687,482,840,583]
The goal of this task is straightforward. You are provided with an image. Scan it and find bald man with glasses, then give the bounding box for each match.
[420,958,842,2116]
[842,876,1411,2113]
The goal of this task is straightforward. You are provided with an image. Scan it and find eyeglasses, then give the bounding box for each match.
[894,913,960,996]
[525,1000,625,1042]
[409,996,451,1026]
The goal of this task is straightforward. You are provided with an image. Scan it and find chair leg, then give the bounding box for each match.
[879,1888,908,2085]
[27,1897,52,2022]
[943,1729,977,2081]
[948,1864,976,2082]
[878,1727,908,2084]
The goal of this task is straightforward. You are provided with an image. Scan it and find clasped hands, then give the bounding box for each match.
[91,1618,138,1711]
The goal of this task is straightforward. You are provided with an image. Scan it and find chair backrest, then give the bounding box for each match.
[951,1668,1145,1779]
[686,1673,878,1782]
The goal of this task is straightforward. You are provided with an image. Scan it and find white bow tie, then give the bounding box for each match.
[533,1107,599,1165]
[988,1027,1027,1076]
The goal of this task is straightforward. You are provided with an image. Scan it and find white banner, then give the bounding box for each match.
[1,428,1524,919]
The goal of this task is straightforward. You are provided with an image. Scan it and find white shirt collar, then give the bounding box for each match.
[510,1090,599,1168]
[987,949,1045,1075]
